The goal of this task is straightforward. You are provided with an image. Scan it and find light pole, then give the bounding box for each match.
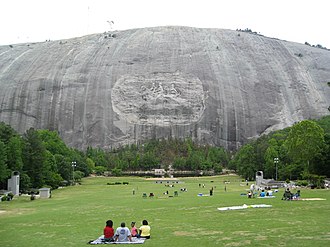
[71,161,77,185]
[274,158,279,181]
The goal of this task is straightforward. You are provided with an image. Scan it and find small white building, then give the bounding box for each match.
[39,188,51,198]
[7,171,20,196]
[154,169,166,176]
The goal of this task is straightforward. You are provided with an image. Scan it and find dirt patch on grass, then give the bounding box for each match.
[255,235,268,241]
[174,231,194,236]
[199,230,224,236]
[174,230,223,237]
[224,240,251,246]
[232,231,254,236]
[1,208,35,216]
[145,177,179,181]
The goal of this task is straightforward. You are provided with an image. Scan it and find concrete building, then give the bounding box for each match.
[7,171,19,196]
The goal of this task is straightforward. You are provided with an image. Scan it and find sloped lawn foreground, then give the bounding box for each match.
[0,175,329,247]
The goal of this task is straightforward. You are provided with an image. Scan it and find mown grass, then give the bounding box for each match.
[0,175,329,247]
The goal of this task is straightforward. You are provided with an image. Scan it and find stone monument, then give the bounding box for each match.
[256,171,263,188]
[7,171,20,196]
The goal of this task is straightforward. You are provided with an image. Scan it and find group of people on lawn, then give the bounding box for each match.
[103,219,151,242]
[281,188,300,200]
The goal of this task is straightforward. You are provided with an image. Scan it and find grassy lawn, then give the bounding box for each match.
[0,175,329,247]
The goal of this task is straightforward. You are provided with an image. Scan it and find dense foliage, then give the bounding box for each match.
[0,115,329,191]
[85,138,229,175]
[0,125,90,191]
[230,116,330,183]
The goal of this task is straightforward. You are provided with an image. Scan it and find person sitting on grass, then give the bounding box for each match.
[292,190,301,200]
[115,222,132,242]
[266,189,273,196]
[103,220,114,242]
[282,188,293,200]
[131,222,138,237]
[259,189,266,197]
[138,220,151,239]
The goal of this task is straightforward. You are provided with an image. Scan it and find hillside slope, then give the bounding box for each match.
[0,26,329,150]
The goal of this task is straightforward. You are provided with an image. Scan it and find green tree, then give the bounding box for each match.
[111,167,122,176]
[6,136,24,172]
[43,150,63,189]
[235,144,257,180]
[38,130,70,156]
[0,141,9,184]
[54,154,71,181]
[0,122,16,144]
[186,152,202,170]
[173,157,187,170]
[73,171,85,182]
[207,146,229,167]
[139,152,159,170]
[86,157,95,174]
[23,128,47,188]
[264,138,279,179]
[19,172,31,192]
[285,120,325,174]
[94,166,107,175]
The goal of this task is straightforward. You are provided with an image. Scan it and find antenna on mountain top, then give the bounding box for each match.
[107,20,114,31]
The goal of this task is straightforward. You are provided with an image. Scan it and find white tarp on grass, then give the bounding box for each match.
[88,236,146,244]
[218,204,272,211]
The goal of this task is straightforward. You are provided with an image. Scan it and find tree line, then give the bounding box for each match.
[229,116,330,185]
[0,115,329,191]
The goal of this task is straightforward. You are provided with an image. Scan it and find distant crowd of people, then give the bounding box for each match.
[103,219,151,243]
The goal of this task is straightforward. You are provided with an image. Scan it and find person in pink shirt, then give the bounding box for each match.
[131,222,138,237]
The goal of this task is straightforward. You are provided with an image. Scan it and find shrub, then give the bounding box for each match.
[7,193,14,200]
[296,180,308,186]
[111,168,122,177]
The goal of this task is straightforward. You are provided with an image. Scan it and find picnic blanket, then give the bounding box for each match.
[88,236,146,244]
[218,204,272,211]
[299,198,326,201]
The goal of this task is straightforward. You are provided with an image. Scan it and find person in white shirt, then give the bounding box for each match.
[115,222,132,242]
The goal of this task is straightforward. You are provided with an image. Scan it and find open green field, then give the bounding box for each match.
[0,175,329,247]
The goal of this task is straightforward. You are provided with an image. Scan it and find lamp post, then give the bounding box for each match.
[274,158,279,181]
[71,161,77,185]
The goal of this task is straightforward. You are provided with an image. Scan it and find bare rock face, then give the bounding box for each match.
[0,26,329,150]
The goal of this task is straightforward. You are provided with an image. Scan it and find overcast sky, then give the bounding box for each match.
[1,0,329,48]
